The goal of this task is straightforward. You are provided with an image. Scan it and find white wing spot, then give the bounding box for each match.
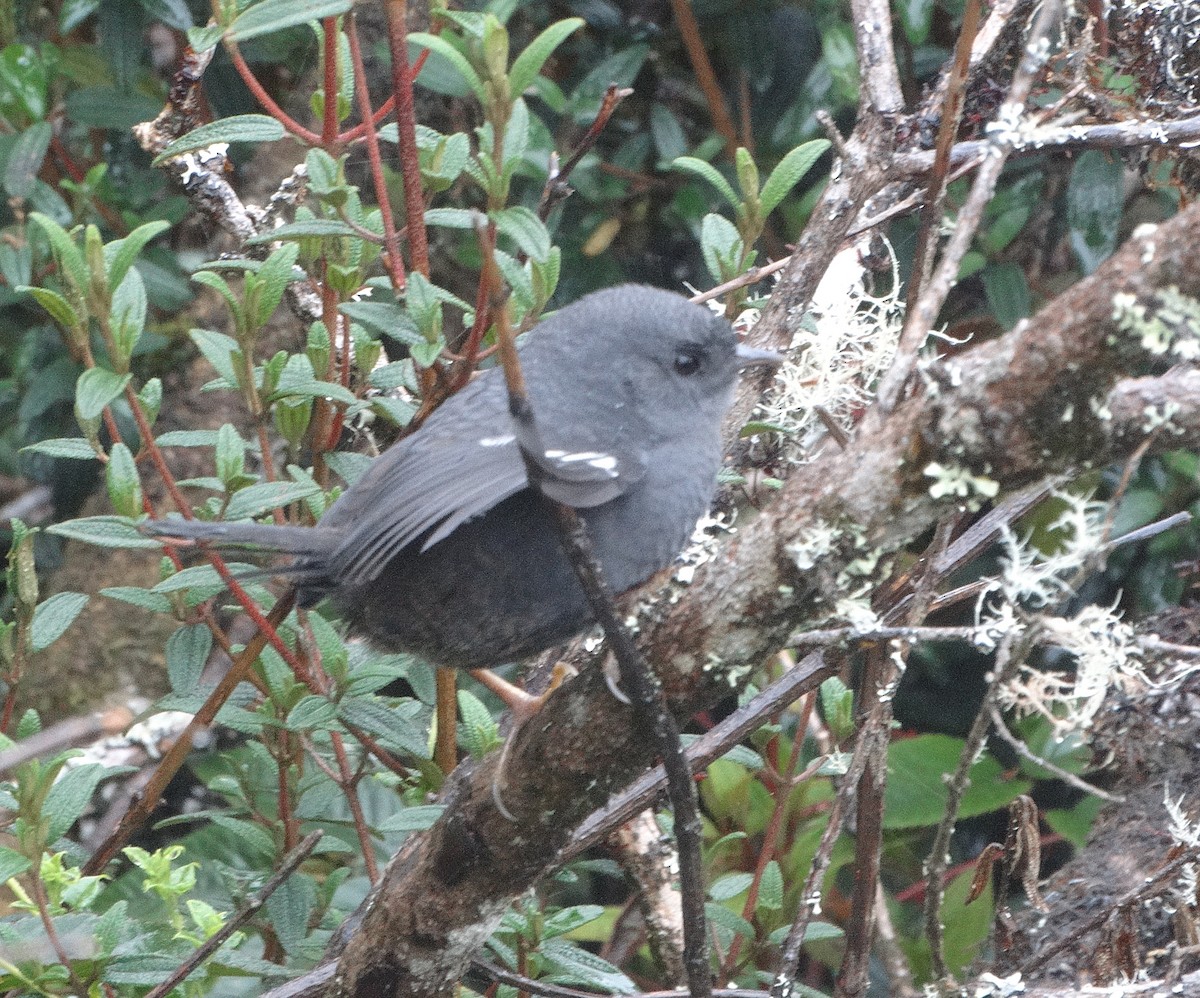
[480,434,515,447]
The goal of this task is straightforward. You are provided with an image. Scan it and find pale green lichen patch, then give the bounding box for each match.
[1111,286,1200,360]
[923,461,1000,503]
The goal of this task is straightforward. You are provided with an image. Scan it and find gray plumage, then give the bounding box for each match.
[146,285,778,669]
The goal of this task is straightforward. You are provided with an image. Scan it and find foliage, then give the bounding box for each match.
[0,0,1192,995]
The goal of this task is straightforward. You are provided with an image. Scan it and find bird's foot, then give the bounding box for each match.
[471,662,577,821]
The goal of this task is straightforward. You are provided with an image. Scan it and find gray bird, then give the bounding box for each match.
[146,285,780,686]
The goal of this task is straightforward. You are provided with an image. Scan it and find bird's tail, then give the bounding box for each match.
[140,518,340,559]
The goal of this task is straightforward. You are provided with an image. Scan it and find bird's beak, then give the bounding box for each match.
[735,343,784,369]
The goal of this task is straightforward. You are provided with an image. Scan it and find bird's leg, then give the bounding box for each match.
[471,663,576,821]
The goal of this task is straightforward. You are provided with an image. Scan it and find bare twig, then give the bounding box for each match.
[877,0,1063,411]
[923,624,1040,981]
[666,0,738,159]
[480,221,713,998]
[986,702,1124,803]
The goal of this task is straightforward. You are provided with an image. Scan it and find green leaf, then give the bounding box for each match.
[709,871,754,901]
[166,623,212,694]
[508,17,584,95]
[457,688,499,759]
[0,846,31,882]
[672,157,740,212]
[152,562,258,594]
[227,0,352,41]
[104,220,171,293]
[30,592,89,652]
[46,763,120,839]
[263,872,316,955]
[224,480,321,520]
[139,0,193,29]
[214,423,245,488]
[980,262,1031,331]
[758,860,783,911]
[47,515,162,549]
[760,139,830,216]
[408,32,485,102]
[28,212,89,298]
[245,218,359,244]
[650,102,687,164]
[4,121,52,200]
[883,733,1031,829]
[252,242,300,327]
[377,804,446,832]
[17,285,81,330]
[286,695,338,730]
[109,266,148,364]
[152,114,286,164]
[190,328,241,386]
[61,0,102,31]
[100,586,173,612]
[21,437,96,460]
[423,206,479,229]
[105,442,143,517]
[492,206,551,262]
[1067,149,1123,275]
[154,429,226,447]
[340,299,421,346]
[700,212,743,284]
[75,367,132,421]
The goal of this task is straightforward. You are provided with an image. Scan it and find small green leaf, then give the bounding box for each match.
[166,623,212,694]
[758,860,783,911]
[760,139,830,216]
[710,871,754,901]
[104,219,171,293]
[4,121,52,200]
[672,156,740,212]
[106,442,143,517]
[17,285,81,329]
[110,266,148,366]
[224,480,320,520]
[492,206,551,262]
[408,32,485,102]
[152,114,286,164]
[227,0,352,41]
[244,219,358,244]
[286,695,338,731]
[30,592,89,652]
[46,763,119,839]
[75,367,132,421]
[0,846,32,882]
[21,437,96,460]
[508,17,584,96]
[457,688,499,759]
[190,328,241,386]
[252,242,300,327]
[47,515,162,549]
[377,805,446,832]
[100,586,174,612]
[28,212,89,298]
[215,423,246,487]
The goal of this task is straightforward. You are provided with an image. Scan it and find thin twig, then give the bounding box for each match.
[538,85,632,220]
[905,0,983,311]
[479,219,713,998]
[876,0,1063,411]
[83,591,297,876]
[144,831,323,998]
[986,702,1124,803]
[923,623,1039,981]
[385,0,430,278]
[666,0,738,159]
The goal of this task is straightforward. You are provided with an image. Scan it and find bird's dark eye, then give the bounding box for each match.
[674,346,705,376]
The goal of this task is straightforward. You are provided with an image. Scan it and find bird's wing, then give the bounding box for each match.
[329,386,647,587]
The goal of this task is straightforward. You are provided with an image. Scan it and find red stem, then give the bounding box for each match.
[226,41,322,145]
[384,0,430,277]
[322,17,340,147]
[347,12,407,292]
